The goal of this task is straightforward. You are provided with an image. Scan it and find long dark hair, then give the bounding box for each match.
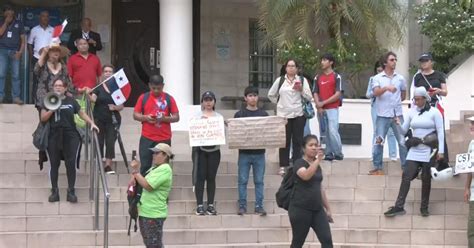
[302,134,319,149]
[373,60,383,75]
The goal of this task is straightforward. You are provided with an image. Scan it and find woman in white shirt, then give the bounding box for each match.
[384,87,444,218]
[268,59,313,175]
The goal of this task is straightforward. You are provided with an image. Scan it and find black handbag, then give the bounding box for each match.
[32,121,50,151]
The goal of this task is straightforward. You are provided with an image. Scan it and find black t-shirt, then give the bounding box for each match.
[413,71,446,105]
[43,96,80,131]
[234,107,269,154]
[92,85,121,122]
[291,158,323,210]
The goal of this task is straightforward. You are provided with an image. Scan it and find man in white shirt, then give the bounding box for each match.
[28,10,52,103]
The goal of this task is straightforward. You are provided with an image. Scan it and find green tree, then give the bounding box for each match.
[258,0,406,98]
[414,1,473,73]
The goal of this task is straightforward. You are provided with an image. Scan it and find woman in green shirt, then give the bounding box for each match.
[130,143,173,248]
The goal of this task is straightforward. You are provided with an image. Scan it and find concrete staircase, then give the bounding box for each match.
[0,105,470,248]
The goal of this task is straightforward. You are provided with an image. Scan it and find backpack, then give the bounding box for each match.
[141,92,172,116]
[314,72,344,106]
[275,166,296,210]
[32,121,50,151]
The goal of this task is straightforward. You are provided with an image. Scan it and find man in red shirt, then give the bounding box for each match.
[67,38,101,94]
[313,53,344,161]
[133,74,180,174]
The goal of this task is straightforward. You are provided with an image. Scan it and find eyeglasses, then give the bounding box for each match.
[286,64,296,68]
[389,58,397,62]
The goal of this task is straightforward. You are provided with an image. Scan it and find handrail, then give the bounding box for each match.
[84,96,110,248]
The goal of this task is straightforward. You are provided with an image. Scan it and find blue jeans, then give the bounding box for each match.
[0,49,21,99]
[373,116,407,170]
[371,102,397,158]
[318,108,343,157]
[238,152,265,209]
[304,119,311,136]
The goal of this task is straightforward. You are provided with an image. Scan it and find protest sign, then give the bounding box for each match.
[189,116,226,147]
[454,153,474,175]
[227,116,287,149]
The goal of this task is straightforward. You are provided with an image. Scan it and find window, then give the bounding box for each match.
[249,19,275,89]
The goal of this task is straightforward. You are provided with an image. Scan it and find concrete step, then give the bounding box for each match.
[0,213,468,232]
[0,228,468,247]
[0,183,466,203]
[0,197,469,218]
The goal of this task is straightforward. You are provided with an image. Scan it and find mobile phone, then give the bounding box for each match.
[150,114,157,119]
[131,150,137,161]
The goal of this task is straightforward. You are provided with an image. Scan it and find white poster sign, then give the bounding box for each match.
[454,153,474,175]
[189,116,226,147]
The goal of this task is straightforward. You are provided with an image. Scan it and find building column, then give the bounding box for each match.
[392,0,410,98]
[159,0,193,107]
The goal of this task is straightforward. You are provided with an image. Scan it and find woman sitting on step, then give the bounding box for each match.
[130,143,173,248]
[384,87,445,217]
[289,134,333,248]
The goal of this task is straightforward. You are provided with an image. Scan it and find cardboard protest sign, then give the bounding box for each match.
[227,116,287,149]
[189,116,226,147]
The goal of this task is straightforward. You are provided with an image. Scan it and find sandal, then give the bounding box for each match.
[278,167,286,176]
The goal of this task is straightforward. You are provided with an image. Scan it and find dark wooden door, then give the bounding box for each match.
[112,0,159,107]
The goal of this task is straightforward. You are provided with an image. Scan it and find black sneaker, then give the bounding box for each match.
[195,205,205,215]
[420,208,430,217]
[255,207,267,216]
[324,154,335,161]
[206,204,217,215]
[48,188,60,202]
[334,154,344,161]
[237,207,247,215]
[66,188,77,203]
[384,206,406,217]
[104,166,115,175]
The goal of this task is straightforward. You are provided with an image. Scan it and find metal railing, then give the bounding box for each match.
[84,98,110,248]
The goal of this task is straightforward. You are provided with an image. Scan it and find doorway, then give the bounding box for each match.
[112,0,160,107]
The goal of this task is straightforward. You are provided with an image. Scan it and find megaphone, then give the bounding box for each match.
[44,92,61,111]
[431,167,453,181]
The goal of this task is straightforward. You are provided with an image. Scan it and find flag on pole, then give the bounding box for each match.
[103,69,131,105]
[50,19,68,45]
[52,19,68,38]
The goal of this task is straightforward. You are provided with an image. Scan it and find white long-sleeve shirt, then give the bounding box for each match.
[399,106,444,162]
[268,75,313,118]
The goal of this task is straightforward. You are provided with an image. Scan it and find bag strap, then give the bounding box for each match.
[276,76,286,102]
[141,92,150,115]
[165,93,172,115]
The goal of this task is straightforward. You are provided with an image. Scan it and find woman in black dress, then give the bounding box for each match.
[89,64,123,174]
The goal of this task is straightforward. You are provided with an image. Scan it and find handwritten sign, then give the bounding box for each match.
[454,153,474,175]
[227,116,287,149]
[189,116,226,147]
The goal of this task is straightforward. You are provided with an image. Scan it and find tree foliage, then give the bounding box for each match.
[414,1,473,73]
[258,0,406,98]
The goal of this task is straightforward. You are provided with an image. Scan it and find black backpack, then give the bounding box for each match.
[275,166,296,210]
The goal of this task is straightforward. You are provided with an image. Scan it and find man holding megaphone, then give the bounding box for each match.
[40,79,99,203]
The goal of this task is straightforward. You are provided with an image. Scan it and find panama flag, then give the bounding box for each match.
[104,69,131,105]
[53,19,68,38]
[51,19,68,44]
